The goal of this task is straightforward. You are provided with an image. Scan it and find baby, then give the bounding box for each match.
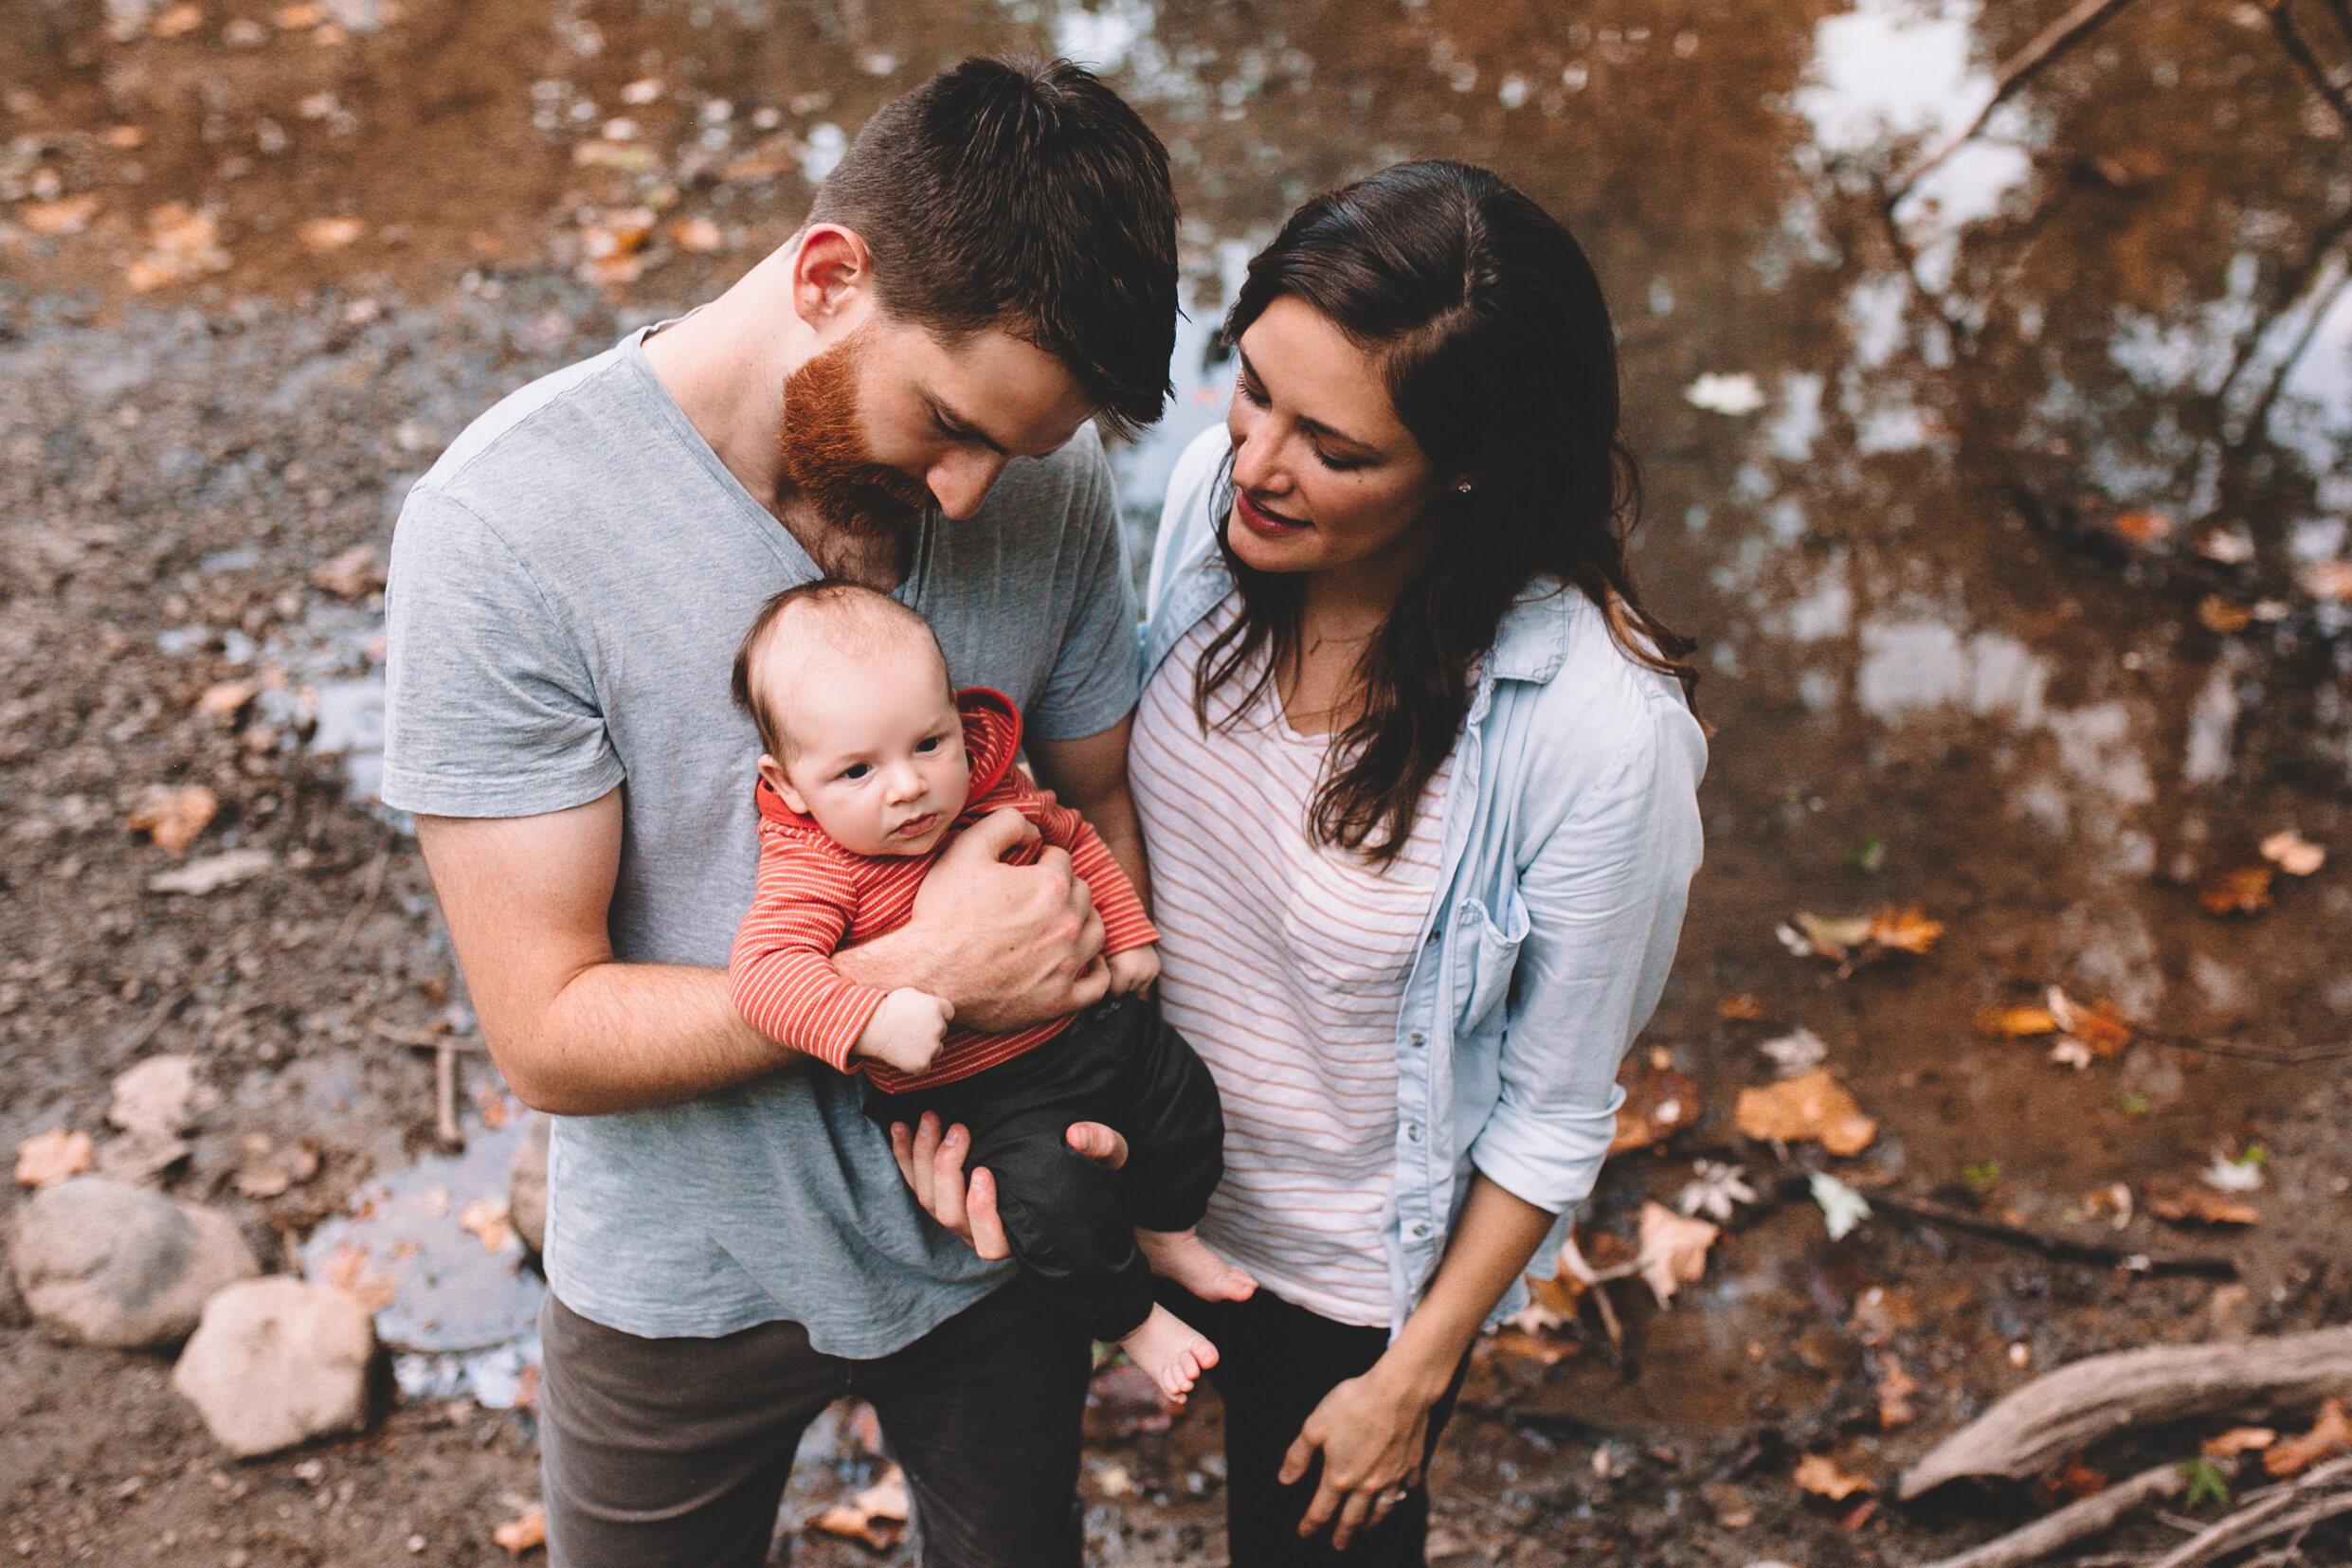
[727,580,1253,1399]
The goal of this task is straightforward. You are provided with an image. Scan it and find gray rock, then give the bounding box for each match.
[509,1113,550,1255]
[10,1177,259,1348]
[172,1276,377,1457]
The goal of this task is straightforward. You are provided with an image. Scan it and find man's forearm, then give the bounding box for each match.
[499,961,799,1115]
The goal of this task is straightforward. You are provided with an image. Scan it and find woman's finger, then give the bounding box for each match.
[1327,1486,1376,1551]
[1277,1431,1317,1488]
[1295,1469,1346,1539]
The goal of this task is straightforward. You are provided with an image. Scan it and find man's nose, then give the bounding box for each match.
[925,450,1010,520]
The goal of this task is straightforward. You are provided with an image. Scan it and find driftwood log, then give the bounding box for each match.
[1901,1326,2352,1498]
[1912,1460,2185,1568]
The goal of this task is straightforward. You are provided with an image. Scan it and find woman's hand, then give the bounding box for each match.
[1281,1359,1443,1550]
[889,1110,1129,1259]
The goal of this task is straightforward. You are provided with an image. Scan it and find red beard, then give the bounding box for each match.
[777,333,932,544]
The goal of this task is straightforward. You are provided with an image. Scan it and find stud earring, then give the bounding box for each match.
[1454,479,1474,494]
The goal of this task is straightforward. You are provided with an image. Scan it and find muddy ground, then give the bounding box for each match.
[5,0,2352,1564]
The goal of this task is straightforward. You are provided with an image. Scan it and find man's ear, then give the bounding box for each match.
[757,753,811,815]
[790,225,874,332]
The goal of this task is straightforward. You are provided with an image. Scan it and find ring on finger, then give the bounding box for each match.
[1379,1487,1408,1506]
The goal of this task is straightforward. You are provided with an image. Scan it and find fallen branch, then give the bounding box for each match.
[1893,0,2143,199]
[1901,1326,2352,1498]
[2147,1454,2352,1568]
[1870,1193,2238,1278]
[1913,1459,2185,1568]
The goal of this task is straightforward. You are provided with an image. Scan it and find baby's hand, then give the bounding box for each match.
[853,988,954,1076]
[1105,944,1160,998]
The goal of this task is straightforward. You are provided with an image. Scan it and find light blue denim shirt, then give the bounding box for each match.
[1141,428,1708,1330]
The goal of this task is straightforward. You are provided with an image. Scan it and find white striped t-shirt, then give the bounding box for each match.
[1131,604,1450,1326]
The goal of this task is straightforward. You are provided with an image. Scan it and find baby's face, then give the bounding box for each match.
[756,647,969,857]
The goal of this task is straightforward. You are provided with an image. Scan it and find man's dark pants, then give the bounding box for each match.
[538,1277,1090,1568]
[860,993,1226,1342]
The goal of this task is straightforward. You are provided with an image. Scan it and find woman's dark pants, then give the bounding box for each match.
[1162,1284,1472,1567]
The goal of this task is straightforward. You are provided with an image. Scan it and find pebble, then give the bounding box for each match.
[172,1276,378,1457]
[508,1113,550,1254]
[9,1177,258,1348]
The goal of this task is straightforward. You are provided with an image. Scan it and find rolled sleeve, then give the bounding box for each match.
[1466,684,1706,1215]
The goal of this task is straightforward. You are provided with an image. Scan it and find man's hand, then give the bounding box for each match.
[850,988,953,1076]
[1105,944,1160,998]
[889,1111,1128,1258]
[836,807,1109,1032]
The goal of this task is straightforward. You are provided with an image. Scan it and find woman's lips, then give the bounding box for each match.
[1234,489,1308,539]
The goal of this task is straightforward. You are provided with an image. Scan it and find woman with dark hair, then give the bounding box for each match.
[1124,159,1707,1563]
[901,159,1705,1562]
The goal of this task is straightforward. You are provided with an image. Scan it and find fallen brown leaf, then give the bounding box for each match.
[2305,560,2352,604]
[2113,510,2173,546]
[104,125,148,149]
[2052,1455,2106,1500]
[1782,906,1943,971]
[1793,1452,1873,1501]
[324,1242,398,1312]
[1610,1051,1699,1155]
[668,215,725,253]
[275,2,323,25]
[230,1135,320,1199]
[1876,1358,1919,1431]
[1866,905,1944,954]
[2144,1182,2259,1227]
[1635,1200,1718,1308]
[492,1506,545,1556]
[457,1196,516,1252]
[2197,595,2252,634]
[126,202,229,290]
[2198,863,2274,916]
[1717,993,1764,1019]
[151,3,204,38]
[2202,1426,2276,1458]
[2046,987,2134,1057]
[127,784,218,854]
[22,194,100,237]
[310,543,384,599]
[1734,1067,1878,1156]
[195,678,259,718]
[810,1465,910,1550]
[1975,1004,2058,1038]
[13,1126,93,1187]
[296,216,366,253]
[2263,1398,2352,1478]
[2260,831,2325,877]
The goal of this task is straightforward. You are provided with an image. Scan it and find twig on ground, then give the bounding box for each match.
[325,847,391,956]
[373,1020,487,1053]
[1912,1459,2186,1568]
[106,988,188,1055]
[2266,0,2352,135]
[1868,1192,2238,1278]
[1901,1328,2352,1497]
[434,1043,461,1149]
[1893,0,2143,198]
[2147,1455,2352,1568]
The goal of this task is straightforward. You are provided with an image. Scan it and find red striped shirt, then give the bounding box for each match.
[729,688,1158,1093]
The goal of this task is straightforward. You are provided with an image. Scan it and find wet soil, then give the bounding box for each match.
[5,0,2351,1564]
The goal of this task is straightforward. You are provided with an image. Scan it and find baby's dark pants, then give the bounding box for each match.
[862,994,1224,1343]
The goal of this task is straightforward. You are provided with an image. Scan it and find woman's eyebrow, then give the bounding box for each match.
[1237,349,1377,454]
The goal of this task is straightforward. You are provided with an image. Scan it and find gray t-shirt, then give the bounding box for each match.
[380,330,1142,1350]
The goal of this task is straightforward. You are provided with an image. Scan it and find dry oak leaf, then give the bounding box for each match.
[2260,831,2325,877]
[13,1126,93,1186]
[1793,1452,1873,1501]
[324,1241,399,1312]
[2045,987,2134,1057]
[1611,1051,1699,1155]
[457,1196,516,1253]
[2263,1398,2352,1478]
[493,1505,545,1556]
[810,1465,910,1551]
[127,784,218,854]
[2202,1427,2276,1459]
[2198,863,2274,916]
[1734,1067,1878,1156]
[2144,1182,2258,1227]
[1635,1200,1719,1308]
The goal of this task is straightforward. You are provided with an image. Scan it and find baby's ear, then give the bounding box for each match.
[757,753,809,814]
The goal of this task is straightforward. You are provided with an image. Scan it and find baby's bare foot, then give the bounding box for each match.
[1137,1227,1257,1302]
[1119,1304,1218,1404]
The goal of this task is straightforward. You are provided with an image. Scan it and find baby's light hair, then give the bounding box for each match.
[731,580,952,761]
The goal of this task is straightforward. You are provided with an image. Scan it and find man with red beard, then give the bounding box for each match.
[380,59,1177,1568]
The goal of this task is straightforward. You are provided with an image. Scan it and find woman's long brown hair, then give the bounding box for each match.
[1196,160,1699,864]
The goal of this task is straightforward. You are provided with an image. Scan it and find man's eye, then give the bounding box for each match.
[841,763,871,782]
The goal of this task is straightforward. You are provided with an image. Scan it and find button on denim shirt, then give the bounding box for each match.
[1141,428,1708,1331]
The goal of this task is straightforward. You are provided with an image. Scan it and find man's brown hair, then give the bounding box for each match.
[808,57,1178,439]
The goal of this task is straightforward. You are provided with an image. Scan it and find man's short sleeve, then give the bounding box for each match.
[1022,434,1143,742]
[379,486,624,819]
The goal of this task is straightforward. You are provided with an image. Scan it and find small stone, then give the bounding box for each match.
[172,1277,377,1457]
[10,1178,259,1348]
[508,1113,550,1254]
